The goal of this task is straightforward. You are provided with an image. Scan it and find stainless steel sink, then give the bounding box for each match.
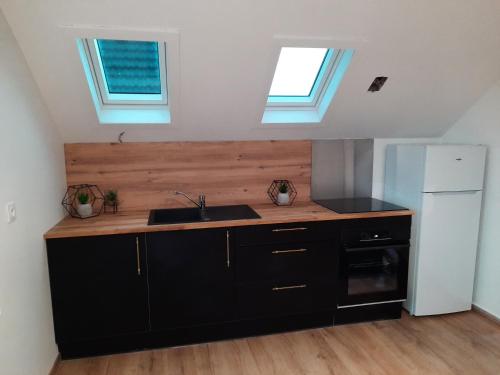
[148,204,261,225]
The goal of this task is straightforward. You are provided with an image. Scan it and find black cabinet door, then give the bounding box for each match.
[46,234,149,344]
[147,228,233,330]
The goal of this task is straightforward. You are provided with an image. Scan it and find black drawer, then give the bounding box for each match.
[237,283,313,318]
[234,221,337,246]
[341,216,411,244]
[236,241,335,283]
[237,280,336,319]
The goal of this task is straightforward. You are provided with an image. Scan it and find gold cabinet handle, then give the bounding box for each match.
[272,284,307,291]
[272,227,308,232]
[272,248,308,255]
[135,237,141,276]
[226,230,230,268]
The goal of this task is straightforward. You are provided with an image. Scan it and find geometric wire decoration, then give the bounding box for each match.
[61,184,104,219]
[267,179,297,206]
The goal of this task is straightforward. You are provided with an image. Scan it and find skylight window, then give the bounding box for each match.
[263,47,354,124]
[269,47,328,97]
[78,37,172,124]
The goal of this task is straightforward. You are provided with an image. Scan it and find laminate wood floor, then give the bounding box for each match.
[53,311,500,375]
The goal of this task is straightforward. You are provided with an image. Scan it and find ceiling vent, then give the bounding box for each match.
[368,76,388,92]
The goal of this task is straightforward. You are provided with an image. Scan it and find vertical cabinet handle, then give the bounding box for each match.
[226,230,230,268]
[135,237,141,276]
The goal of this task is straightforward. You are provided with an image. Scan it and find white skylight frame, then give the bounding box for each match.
[83,39,168,106]
[69,26,180,126]
[262,43,354,125]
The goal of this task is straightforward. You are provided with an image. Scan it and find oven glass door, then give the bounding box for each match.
[339,243,409,306]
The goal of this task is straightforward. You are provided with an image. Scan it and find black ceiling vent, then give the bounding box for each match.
[368,76,388,92]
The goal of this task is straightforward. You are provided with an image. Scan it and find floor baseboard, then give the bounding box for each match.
[472,304,500,325]
[48,355,60,375]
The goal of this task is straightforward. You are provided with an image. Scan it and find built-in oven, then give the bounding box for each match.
[338,218,410,310]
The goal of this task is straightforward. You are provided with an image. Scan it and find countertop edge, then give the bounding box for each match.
[44,203,414,240]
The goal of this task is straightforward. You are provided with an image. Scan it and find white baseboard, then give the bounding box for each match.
[472,304,500,324]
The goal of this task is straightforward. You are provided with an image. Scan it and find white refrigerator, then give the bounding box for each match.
[384,144,486,316]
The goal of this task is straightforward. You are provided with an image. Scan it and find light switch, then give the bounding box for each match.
[6,202,16,223]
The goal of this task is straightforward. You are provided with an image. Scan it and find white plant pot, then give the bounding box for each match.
[77,203,93,218]
[277,192,290,205]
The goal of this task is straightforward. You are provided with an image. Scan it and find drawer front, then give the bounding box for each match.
[234,221,337,246]
[237,283,313,318]
[237,281,336,319]
[236,241,335,283]
[341,216,411,244]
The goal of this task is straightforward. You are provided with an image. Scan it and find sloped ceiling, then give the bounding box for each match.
[1,0,500,142]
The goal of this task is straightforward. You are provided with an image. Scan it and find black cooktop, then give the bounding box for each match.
[313,197,408,214]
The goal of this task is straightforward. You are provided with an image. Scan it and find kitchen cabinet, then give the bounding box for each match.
[46,234,149,344]
[233,222,339,319]
[147,228,234,330]
[147,222,338,329]
[45,215,410,358]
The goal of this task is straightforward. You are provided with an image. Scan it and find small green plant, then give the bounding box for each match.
[105,190,118,204]
[278,182,289,194]
[77,192,89,205]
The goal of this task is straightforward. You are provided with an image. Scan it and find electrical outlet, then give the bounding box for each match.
[6,202,16,223]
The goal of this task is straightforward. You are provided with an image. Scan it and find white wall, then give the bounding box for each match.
[442,82,500,319]
[0,10,65,375]
[3,1,500,142]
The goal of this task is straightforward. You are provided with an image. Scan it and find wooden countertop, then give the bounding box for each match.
[44,202,413,239]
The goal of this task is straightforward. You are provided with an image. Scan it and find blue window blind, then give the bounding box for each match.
[96,39,161,95]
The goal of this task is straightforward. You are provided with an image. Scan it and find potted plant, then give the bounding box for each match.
[104,190,119,214]
[277,182,290,205]
[76,192,92,218]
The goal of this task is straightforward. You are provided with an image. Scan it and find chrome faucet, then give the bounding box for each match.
[174,191,207,211]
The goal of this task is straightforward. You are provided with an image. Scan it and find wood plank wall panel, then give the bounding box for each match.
[65,141,312,212]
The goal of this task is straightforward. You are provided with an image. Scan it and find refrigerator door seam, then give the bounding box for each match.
[422,190,481,194]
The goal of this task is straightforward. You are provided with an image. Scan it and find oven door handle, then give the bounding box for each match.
[359,237,392,242]
[344,243,409,252]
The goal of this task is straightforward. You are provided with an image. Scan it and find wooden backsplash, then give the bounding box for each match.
[65,141,312,212]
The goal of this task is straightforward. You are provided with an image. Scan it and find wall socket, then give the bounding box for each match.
[6,202,16,223]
